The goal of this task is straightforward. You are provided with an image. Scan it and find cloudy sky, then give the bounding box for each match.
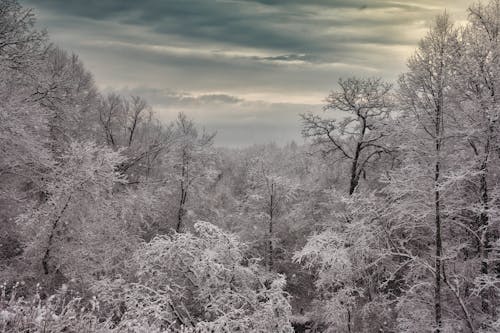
[22,0,471,146]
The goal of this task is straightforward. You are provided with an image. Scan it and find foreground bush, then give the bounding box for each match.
[0,283,111,333]
[1,222,294,333]
[94,221,294,333]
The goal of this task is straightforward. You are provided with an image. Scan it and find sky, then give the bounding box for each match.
[22,0,471,146]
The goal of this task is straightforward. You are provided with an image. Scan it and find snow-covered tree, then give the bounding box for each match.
[159,113,217,232]
[0,0,52,268]
[93,221,294,333]
[445,0,500,326]
[244,148,299,271]
[16,142,140,284]
[0,0,47,71]
[294,190,393,333]
[34,47,98,156]
[396,13,462,332]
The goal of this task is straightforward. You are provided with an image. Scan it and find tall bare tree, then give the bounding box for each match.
[399,14,459,332]
[170,113,216,232]
[301,77,393,195]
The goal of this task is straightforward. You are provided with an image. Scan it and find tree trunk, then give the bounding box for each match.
[42,194,72,274]
[480,169,489,276]
[479,135,492,316]
[176,150,188,233]
[268,183,274,271]
[348,155,359,196]
[347,307,352,333]
[348,116,366,195]
[434,108,443,333]
[434,168,443,333]
[176,184,187,232]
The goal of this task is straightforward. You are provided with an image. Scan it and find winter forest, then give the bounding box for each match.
[1,0,500,332]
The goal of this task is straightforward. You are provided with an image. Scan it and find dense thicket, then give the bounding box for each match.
[1,0,499,332]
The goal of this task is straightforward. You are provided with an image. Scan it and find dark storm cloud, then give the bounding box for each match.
[24,0,440,54]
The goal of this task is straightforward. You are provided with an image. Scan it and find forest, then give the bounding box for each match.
[0,0,500,332]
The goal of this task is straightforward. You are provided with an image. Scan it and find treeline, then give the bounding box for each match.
[0,0,499,332]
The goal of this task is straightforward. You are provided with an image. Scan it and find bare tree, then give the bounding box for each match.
[127,96,148,147]
[399,14,459,332]
[98,93,124,148]
[301,77,393,195]
[248,156,296,271]
[171,113,216,232]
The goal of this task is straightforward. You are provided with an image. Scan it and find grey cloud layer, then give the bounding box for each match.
[22,0,471,145]
[27,1,442,52]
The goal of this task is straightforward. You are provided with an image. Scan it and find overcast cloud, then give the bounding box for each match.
[22,0,471,146]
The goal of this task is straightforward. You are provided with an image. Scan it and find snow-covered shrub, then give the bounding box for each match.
[0,282,113,333]
[94,221,294,333]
